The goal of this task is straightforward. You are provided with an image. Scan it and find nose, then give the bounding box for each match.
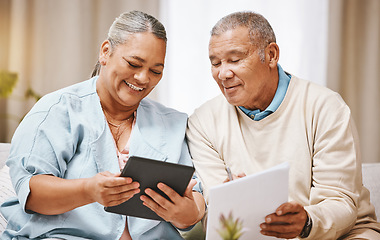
[218,63,234,80]
[134,70,149,85]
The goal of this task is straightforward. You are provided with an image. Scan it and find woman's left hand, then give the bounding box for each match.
[140,179,205,229]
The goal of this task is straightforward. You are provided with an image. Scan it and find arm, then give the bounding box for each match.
[26,172,140,215]
[186,112,232,202]
[260,93,362,239]
[303,96,361,239]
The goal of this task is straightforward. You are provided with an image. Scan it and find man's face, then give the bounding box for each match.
[209,26,275,110]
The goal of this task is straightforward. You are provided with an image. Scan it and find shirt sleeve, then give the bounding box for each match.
[304,93,361,239]
[7,98,76,212]
[186,111,229,202]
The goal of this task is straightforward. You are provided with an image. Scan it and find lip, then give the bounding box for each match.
[124,80,144,91]
[222,83,241,95]
[223,83,240,90]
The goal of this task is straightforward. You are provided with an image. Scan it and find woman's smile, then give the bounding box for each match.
[124,80,144,91]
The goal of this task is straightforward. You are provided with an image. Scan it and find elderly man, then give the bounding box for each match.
[186,11,380,239]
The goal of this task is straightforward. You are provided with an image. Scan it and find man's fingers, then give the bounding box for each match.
[276,201,303,215]
[260,201,308,239]
[261,230,299,239]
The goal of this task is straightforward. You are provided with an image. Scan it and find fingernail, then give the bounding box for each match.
[266,217,271,223]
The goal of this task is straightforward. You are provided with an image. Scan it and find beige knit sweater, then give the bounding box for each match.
[187,76,379,239]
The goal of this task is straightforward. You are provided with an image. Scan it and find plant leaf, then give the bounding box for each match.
[0,70,18,98]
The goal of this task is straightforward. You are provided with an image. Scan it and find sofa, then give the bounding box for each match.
[0,143,15,232]
[1,142,379,237]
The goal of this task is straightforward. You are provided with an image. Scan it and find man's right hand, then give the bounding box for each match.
[223,172,246,183]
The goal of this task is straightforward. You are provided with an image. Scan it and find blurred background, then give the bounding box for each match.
[0,0,379,163]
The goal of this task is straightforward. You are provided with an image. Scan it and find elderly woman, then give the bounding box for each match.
[1,10,205,240]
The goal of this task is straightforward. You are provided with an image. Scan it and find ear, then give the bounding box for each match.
[266,42,279,68]
[99,40,111,65]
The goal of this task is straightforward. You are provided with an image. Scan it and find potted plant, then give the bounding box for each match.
[217,212,245,240]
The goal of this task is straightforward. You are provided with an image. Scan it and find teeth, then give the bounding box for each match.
[125,81,143,91]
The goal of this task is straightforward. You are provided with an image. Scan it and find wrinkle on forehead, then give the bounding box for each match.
[208,27,255,60]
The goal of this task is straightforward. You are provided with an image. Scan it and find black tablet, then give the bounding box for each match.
[104,156,195,221]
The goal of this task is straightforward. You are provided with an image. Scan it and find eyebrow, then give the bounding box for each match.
[130,55,164,67]
[209,49,248,60]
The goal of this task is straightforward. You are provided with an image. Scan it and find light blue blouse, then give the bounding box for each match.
[1,77,196,240]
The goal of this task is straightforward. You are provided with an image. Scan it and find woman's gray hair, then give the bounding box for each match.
[211,11,276,62]
[91,10,167,77]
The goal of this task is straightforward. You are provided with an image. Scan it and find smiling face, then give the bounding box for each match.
[97,32,166,112]
[209,26,279,111]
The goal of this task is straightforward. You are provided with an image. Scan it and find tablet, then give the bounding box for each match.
[104,156,195,221]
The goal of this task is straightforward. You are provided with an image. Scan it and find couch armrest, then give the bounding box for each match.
[0,165,16,233]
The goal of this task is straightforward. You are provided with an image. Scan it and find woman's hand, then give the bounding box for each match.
[140,179,205,229]
[26,172,140,215]
[259,201,308,239]
[85,171,140,207]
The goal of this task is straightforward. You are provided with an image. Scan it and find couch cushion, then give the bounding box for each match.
[362,163,380,220]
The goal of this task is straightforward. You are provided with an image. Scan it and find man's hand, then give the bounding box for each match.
[223,172,246,183]
[260,201,308,239]
[140,179,205,229]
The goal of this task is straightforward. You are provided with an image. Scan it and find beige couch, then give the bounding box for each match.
[0,142,379,237]
[0,143,15,233]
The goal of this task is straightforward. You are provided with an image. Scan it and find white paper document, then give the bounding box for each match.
[206,162,289,240]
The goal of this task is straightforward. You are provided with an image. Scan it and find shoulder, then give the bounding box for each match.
[289,76,350,112]
[285,76,353,133]
[16,78,101,138]
[139,98,188,120]
[189,94,235,123]
[136,98,188,136]
[27,78,97,115]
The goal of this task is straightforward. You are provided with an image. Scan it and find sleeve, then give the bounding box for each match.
[186,111,228,202]
[305,93,362,239]
[6,98,76,212]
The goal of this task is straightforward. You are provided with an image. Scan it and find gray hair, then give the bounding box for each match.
[91,10,167,77]
[211,11,276,61]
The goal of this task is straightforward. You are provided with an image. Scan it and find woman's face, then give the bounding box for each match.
[98,32,166,109]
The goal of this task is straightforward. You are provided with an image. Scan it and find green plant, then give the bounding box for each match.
[0,70,41,122]
[217,211,244,240]
[25,86,42,102]
[0,70,18,98]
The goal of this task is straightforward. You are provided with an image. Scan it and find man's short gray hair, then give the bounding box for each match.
[211,11,276,61]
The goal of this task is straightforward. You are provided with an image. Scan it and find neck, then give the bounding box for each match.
[244,76,279,111]
[96,78,137,122]
[101,103,135,127]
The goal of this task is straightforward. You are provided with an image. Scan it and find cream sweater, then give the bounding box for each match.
[187,76,379,239]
